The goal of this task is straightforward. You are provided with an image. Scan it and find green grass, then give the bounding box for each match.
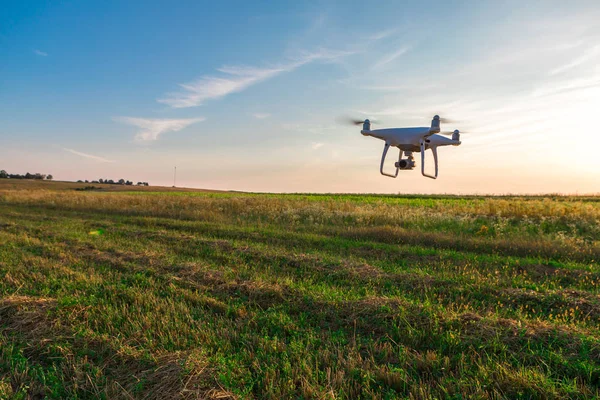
[1,185,599,399]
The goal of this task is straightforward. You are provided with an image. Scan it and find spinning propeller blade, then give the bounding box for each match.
[430,114,461,124]
[440,130,469,135]
[337,116,379,126]
[439,117,457,124]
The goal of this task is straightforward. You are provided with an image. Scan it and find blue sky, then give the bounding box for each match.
[2,0,600,193]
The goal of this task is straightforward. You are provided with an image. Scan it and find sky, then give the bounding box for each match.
[1,0,600,194]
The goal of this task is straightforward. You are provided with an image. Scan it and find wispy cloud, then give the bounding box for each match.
[371,45,411,70]
[251,113,271,119]
[346,81,440,92]
[158,48,353,108]
[63,148,114,163]
[549,44,600,75]
[114,117,205,141]
[532,75,600,97]
[311,142,324,150]
[369,28,397,41]
[282,122,339,135]
[33,49,48,56]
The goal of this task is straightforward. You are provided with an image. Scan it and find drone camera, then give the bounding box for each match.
[395,157,415,170]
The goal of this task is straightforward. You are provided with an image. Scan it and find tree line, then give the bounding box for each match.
[77,179,149,186]
[0,170,149,186]
[0,170,53,180]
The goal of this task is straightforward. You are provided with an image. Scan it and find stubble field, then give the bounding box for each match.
[1,181,599,399]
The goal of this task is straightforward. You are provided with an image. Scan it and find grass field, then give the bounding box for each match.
[1,181,599,399]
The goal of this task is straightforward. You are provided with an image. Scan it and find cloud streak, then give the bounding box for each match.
[158,49,353,108]
[369,29,397,41]
[252,113,271,119]
[371,45,411,70]
[63,148,114,163]
[549,44,600,75]
[114,117,205,141]
[33,49,48,56]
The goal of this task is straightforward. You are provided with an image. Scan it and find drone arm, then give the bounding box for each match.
[420,140,439,179]
[380,142,400,178]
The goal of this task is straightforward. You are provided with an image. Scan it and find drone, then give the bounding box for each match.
[348,115,462,179]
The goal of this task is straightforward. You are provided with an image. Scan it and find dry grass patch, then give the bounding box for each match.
[0,295,232,399]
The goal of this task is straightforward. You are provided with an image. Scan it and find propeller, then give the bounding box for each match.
[337,116,380,126]
[439,117,456,124]
[432,115,459,124]
[440,130,469,135]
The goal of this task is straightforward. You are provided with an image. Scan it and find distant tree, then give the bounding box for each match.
[1,171,53,180]
[84,180,89,183]
[77,180,83,183]
[99,178,104,184]
[144,182,149,186]
[137,182,143,186]
[46,175,53,180]
[125,180,133,186]
[107,179,115,184]
[118,179,125,185]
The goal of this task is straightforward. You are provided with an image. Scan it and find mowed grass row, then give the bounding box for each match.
[0,189,599,399]
[2,190,599,260]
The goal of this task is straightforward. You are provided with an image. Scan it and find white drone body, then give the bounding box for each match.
[361,115,461,179]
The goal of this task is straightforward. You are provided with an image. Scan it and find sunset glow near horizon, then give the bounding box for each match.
[1,1,599,194]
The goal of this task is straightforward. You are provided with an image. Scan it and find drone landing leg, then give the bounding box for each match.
[420,141,439,179]
[380,142,400,178]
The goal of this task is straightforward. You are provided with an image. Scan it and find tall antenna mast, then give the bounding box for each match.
[173,166,177,187]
